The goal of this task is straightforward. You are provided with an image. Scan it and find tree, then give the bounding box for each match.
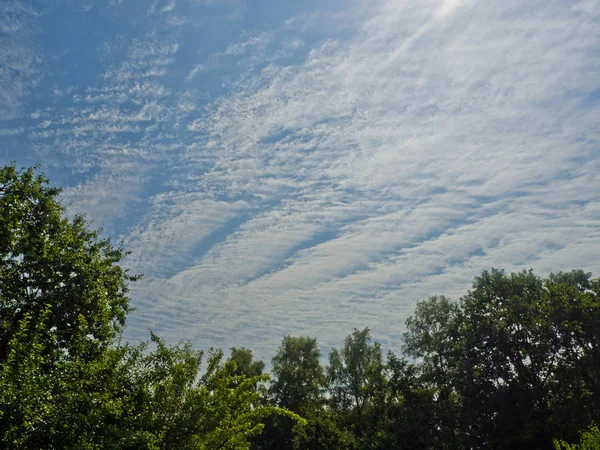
[380,352,439,449]
[0,164,303,449]
[328,328,387,445]
[229,347,265,381]
[0,164,139,448]
[403,269,600,449]
[253,336,326,450]
[270,335,326,412]
[403,295,463,448]
[0,164,137,362]
[457,269,584,449]
[0,306,133,449]
[5,166,600,449]
[121,335,302,450]
[291,408,357,450]
[555,425,600,450]
[545,270,600,439]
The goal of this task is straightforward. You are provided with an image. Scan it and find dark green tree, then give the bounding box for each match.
[404,269,600,449]
[457,269,556,449]
[379,352,439,449]
[229,347,266,380]
[403,295,463,448]
[328,328,387,446]
[254,335,327,450]
[544,270,600,440]
[270,335,326,412]
[292,408,357,450]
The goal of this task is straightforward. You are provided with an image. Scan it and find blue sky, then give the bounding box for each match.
[1,0,599,360]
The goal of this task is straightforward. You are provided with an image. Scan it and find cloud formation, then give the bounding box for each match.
[0,1,42,120]
[0,0,598,360]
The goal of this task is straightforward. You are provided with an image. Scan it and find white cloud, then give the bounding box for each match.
[160,0,177,14]
[0,1,42,120]
[187,63,208,81]
[35,120,52,129]
[2,0,599,361]
[435,0,476,20]
[223,31,271,57]
[102,37,179,82]
[127,0,599,357]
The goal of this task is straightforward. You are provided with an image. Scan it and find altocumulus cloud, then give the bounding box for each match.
[0,0,599,360]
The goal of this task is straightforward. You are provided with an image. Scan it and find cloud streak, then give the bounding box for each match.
[0,1,42,120]
[0,0,598,361]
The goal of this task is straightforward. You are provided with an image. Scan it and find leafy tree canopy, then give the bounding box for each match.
[0,164,137,361]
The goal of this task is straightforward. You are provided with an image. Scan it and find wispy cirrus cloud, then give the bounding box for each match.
[128,0,599,356]
[0,1,43,120]
[0,0,598,360]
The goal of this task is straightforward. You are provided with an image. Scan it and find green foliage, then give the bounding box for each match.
[403,296,463,447]
[0,164,302,450]
[0,164,138,448]
[458,269,558,448]
[270,335,326,412]
[292,408,357,450]
[555,425,600,450]
[0,308,56,447]
[379,352,439,449]
[0,164,137,362]
[0,306,303,450]
[403,268,600,449]
[229,347,266,379]
[253,336,325,450]
[122,334,303,450]
[328,328,387,445]
[0,306,132,449]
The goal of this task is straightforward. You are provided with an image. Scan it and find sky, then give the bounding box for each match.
[1,0,599,361]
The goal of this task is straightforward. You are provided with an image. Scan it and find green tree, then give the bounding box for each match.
[328,328,387,446]
[122,334,302,450]
[379,352,439,449]
[404,269,600,449]
[0,164,138,448]
[267,335,358,450]
[0,164,137,362]
[0,312,302,449]
[0,164,302,449]
[253,336,326,450]
[545,270,600,440]
[0,306,133,449]
[292,408,357,450]
[270,335,326,412]
[457,269,579,449]
[555,425,600,450]
[229,347,265,380]
[403,295,463,448]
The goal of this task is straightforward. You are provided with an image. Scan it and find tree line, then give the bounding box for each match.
[1,164,599,449]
